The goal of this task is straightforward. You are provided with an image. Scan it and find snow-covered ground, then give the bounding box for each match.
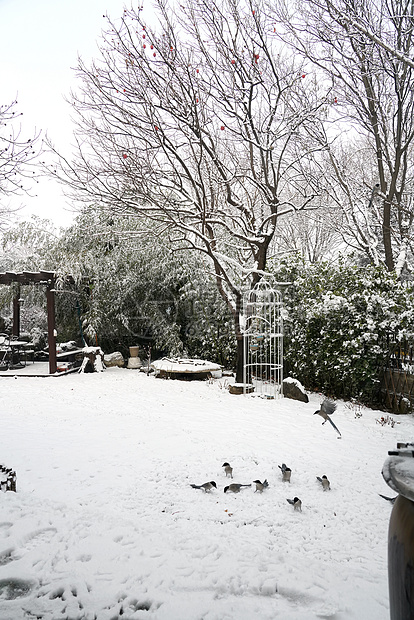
[0,368,411,619]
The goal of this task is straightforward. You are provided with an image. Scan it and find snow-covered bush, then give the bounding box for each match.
[0,212,236,366]
[178,281,236,368]
[50,210,235,365]
[272,256,414,404]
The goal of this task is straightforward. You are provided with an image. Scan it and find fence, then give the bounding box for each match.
[380,339,414,413]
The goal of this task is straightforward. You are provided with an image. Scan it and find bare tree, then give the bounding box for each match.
[312,0,414,70]
[49,0,327,379]
[273,0,414,274]
[0,99,41,227]
[273,205,344,263]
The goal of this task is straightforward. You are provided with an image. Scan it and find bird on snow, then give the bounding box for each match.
[379,494,397,504]
[222,462,233,478]
[253,479,269,492]
[278,463,292,482]
[314,399,342,437]
[190,481,217,492]
[317,475,331,491]
[287,497,302,511]
[224,483,252,493]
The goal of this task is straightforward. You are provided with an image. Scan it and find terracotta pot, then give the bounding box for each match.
[129,346,139,358]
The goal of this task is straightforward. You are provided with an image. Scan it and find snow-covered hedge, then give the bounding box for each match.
[272,256,414,404]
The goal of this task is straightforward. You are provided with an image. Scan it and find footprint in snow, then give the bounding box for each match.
[0,547,15,565]
[0,578,36,600]
[21,527,58,552]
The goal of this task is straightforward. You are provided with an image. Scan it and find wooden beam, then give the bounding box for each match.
[0,271,78,286]
[12,287,20,338]
[0,273,14,285]
[39,271,55,283]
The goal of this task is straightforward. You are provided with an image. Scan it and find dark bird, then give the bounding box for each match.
[317,475,331,491]
[222,462,233,478]
[190,481,217,492]
[368,183,381,210]
[224,483,252,493]
[253,479,269,492]
[379,494,397,504]
[314,399,342,437]
[287,497,302,511]
[278,463,292,482]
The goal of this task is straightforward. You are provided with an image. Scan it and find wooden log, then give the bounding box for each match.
[229,383,254,395]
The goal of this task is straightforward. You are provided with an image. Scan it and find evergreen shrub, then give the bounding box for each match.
[272,256,414,404]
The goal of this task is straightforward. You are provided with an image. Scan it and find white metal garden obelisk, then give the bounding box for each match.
[242,279,283,398]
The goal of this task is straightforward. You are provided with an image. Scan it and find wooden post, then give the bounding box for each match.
[12,286,20,338]
[46,279,57,374]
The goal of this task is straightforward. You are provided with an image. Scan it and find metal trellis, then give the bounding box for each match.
[242,279,283,399]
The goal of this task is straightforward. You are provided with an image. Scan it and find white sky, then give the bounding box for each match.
[0,0,130,227]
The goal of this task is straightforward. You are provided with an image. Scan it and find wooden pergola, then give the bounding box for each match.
[0,270,76,374]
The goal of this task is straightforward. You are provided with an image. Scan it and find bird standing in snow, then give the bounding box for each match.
[278,463,292,482]
[287,497,302,511]
[222,462,233,478]
[224,483,251,493]
[253,479,269,492]
[314,399,342,437]
[317,475,331,491]
[190,481,217,492]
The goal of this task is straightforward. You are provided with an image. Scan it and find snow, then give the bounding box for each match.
[0,368,412,619]
[151,358,222,374]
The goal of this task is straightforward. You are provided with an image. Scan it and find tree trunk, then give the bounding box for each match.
[383,198,395,272]
[231,292,245,383]
[235,332,244,383]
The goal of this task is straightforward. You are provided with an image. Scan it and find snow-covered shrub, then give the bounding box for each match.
[0,212,236,366]
[272,255,414,404]
[178,281,236,368]
[48,210,235,364]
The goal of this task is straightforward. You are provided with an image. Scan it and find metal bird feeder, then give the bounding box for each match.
[242,279,283,399]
